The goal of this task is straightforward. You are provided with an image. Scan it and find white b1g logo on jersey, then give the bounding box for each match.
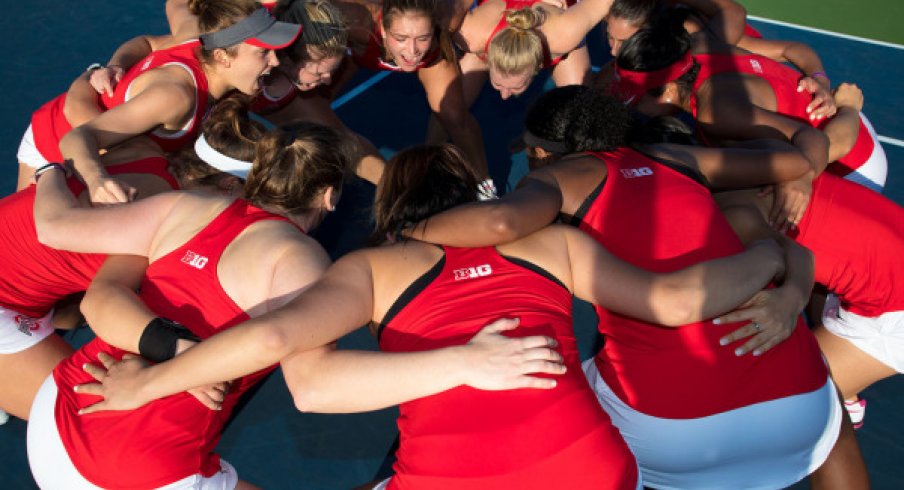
[453,264,493,281]
[620,167,653,179]
[749,59,764,73]
[181,250,209,270]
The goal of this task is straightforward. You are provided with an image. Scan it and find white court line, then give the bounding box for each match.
[748,15,904,51]
[879,135,904,148]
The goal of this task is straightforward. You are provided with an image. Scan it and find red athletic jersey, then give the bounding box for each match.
[30,40,208,163]
[690,52,873,175]
[379,245,637,489]
[352,14,441,72]
[578,148,826,418]
[478,0,574,67]
[249,80,298,114]
[0,157,176,318]
[791,173,904,316]
[743,23,762,39]
[53,199,288,489]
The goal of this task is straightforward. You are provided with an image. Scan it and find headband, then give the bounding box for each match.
[522,129,572,154]
[611,50,694,105]
[194,134,253,178]
[200,8,301,50]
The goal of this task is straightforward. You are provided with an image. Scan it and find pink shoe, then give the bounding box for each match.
[844,398,867,429]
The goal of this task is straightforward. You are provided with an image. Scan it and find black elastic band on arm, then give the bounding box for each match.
[138,317,201,363]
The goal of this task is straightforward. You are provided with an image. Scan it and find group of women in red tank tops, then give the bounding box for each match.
[1,0,900,488]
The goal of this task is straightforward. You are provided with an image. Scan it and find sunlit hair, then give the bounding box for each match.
[189,0,258,62]
[373,144,478,240]
[381,0,456,65]
[169,93,264,187]
[487,8,545,76]
[245,122,355,215]
[275,0,348,63]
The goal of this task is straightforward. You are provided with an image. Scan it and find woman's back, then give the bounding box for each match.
[50,197,312,488]
[573,147,826,418]
[373,233,638,489]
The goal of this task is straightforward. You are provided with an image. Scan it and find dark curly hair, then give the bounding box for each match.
[524,85,634,155]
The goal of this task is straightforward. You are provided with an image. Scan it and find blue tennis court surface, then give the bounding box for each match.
[1,2,902,488]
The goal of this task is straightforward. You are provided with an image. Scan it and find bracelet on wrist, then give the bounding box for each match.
[33,163,71,182]
[86,62,103,72]
[809,71,829,80]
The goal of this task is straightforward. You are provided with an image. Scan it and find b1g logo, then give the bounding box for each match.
[749,59,764,73]
[181,250,209,270]
[14,315,40,336]
[620,167,653,179]
[453,264,493,281]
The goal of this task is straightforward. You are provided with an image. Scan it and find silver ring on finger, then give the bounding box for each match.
[752,322,762,333]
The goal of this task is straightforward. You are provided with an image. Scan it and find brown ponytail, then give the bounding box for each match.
[244,122,355,215]
[168,93,265,188]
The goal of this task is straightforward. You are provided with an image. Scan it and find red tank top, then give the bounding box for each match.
[578,148,826,418]
[352,14,441,72]
[0,157,177,318]
[379,245,637,489]
[249,79,298,114]
[53,199,289,489]
[791,173,904,317]
[479,0,571,67]
[30,41,208,163]
[690,52,873,174]
[743,23,762,39]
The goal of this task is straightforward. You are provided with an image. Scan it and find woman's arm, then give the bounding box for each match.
[34,167,182,255]
[565,225,784,326]
[63,73,106,129]
[822,83,864,163]
[418,60,489,178]
[60,70,195,204]
[87,34,172,97]
[406,174,563,246]
[81,255,155,353]
[74,250,379,411]
[680,0,748,46]
[714,191,814,355]
[697,85,829,229]
[736,36,835,120]
[642,139,812,189]
[543,0,614,54]
[76,251,566,413]
[281,317,563,413]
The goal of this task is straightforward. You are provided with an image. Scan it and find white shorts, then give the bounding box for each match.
[842,113,887,192]
[27,375,240,490]
[17,124,49,169]
[582,359,841,490]
[0,305,55,354]
[823,297,904,373]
